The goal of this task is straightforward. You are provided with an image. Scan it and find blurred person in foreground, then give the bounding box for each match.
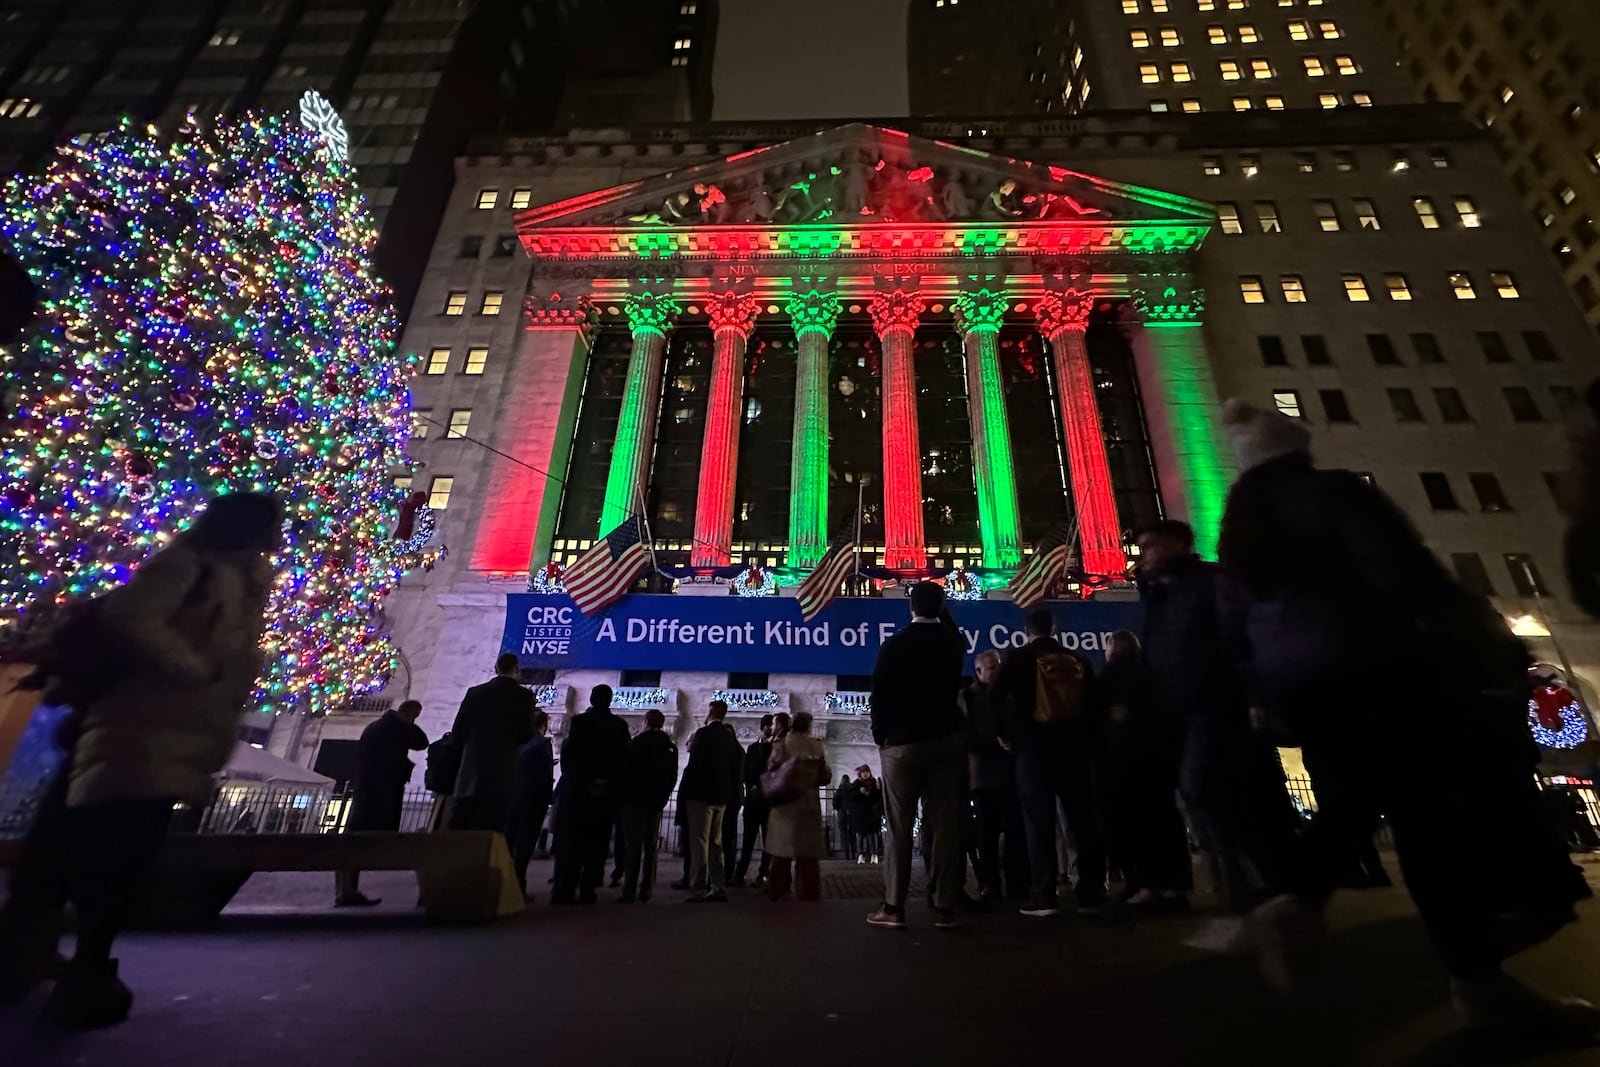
[0,492,281,1029]
[1217,398,1593,1043]
[335,699,428,907]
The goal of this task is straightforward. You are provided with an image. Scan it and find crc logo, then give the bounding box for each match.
[523,606,574,656]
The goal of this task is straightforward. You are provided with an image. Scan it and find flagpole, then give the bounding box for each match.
[636,485,661,589]
[854,477,865,579]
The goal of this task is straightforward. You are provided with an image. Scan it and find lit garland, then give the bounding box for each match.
[711,688,780,709]
[613,687,672,709]
[530,560,566,594]
[825,691,871,714]
[733,563,775,597]
[943,566,984,600]
[0,113,427,716]
[1529,686,1590,749]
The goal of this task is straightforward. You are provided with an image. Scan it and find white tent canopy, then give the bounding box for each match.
[219,742,335,787]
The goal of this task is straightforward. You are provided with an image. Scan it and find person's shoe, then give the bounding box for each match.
[669,879,690,891]
[933,909,960,930]
[865,904,907,929]
[857,855,866,865]
[43,959,133,1031]
[871,856,881,865]
[1020,901,1061,918]
[1126,888,1159,906]
[333,892,381,908]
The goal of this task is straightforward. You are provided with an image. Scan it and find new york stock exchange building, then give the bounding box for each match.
[272,109,1600,780]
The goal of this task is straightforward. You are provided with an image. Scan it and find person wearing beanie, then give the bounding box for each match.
[1215,399,1594,1040]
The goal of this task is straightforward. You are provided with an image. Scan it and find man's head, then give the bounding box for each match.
[645,708,665,732]
[495,653,520,678]
[192,492,283,555]
[856,764,872,780]
[759,713,775,738]
[396,699,422,723]
[908,580,946,621]
[707,699,728,722]
[1024,608,1055,640]
[590,684,613,709]
[1136,519,1196,574]
[974,649,1002,685]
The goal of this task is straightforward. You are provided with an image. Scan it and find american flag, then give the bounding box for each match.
[795,518,858,622]
[1008,523,1073,611]
[565,515,652,615]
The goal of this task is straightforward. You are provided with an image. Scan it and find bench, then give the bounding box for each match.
[0,831,525,926]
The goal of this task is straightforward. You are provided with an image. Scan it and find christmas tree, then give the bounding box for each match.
[0,106,433,717]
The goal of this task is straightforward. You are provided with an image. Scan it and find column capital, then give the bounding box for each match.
[785,288,843,339]
[704,289,762,339]
[867,288,925,338]
[623,290,682,337]
[1130,274,1206,325]
[952,288,1009,336]
[523,292,597,340]
[1033,288,1094,338]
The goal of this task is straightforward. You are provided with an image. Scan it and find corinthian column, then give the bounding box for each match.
[1034,289,1126,578]
[869,289,927,570]
[952,287,1022,569]
[599,290,679,534]
[691,290,761,567]
[784,288,842,567]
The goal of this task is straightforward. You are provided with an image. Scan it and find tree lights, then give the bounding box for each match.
[0,113,428,716]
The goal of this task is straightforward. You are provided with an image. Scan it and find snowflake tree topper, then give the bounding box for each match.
[299,90,348,160]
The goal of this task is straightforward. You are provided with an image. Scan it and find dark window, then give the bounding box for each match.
[1551,385,1581,414]
[1366,333,1401,365]
[458,235,483,258]
[1503,386,1544,422]
[1524,326,1558,361]
[1319,389,1353,422]
[1388,387,1424,422]
[829,320,886,548]
[727,671,770,690]
[1301,334,1332,365]
[1420,471,1459,510]
[492,234,519,257]
[1469,472,1511,512]
[1259,335,1288,366]
[835,674,873,692]
[620,669,663,688]
[1477,331,1511,363]
[1434,387,1471,423]
[1410,332,1444,363]
[1452,552,1495,596]
[1505,553,1549,596]
[519,668,556,685]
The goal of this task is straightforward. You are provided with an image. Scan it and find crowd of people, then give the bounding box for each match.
[2,397,1599,1044]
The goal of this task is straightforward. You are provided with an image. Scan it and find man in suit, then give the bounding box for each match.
[446,654,535,833]
[335,700,428,907]
[618,709,678,903]
[733,714,775,887]
[552,685,632,905]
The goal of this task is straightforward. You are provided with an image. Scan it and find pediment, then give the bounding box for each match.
[514,123,1212,259]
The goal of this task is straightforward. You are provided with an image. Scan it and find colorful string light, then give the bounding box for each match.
[0,112,427,716]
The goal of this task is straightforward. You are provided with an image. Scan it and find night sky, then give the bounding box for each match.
[713,0,910,121]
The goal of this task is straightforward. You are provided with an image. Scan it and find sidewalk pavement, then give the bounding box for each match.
[2,857,1598,1067]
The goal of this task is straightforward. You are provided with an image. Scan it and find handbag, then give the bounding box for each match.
[760,755,802,807]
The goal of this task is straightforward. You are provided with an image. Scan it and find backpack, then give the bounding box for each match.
[424,731,462,794]
[1032,648,1086,724]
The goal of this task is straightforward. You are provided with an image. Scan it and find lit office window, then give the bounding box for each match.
[1273,390,1303,418]
[446,410,472,439]
[1318,20,1341,38]
[427,476,455,510]
[1208,25,1229,43]
[1239,24,1260,43]
[1281,275,1307,302]
[1351,92,1372,106]
[1202,156,1223,175]
[425,347,450,374]
[1251,58,1274,78]
[1304,56,1327,77]
[1449,272,1477,300]
[475,189,498,210]
[1256,201,1281,231]
[443,291,467,315]
[1182,98,1202,112]
[1234,97,1253,111]
[1122,0,1140,12]
[1265,95,1285,109]
[1131,29,1151,47]
[1218,202,1243,233]
[1240,155,1259,177]
[394,476,413,493]
[1241,276,1268,303]
[510,188,533,209]
[1160,27,1182,46]
[1220,60,1242,81]
[463,346,489,375]
[1140,63,1161,83]
[1314,199,1341,231]
[1384,273,1412,300]
[1343,274,1371,301]
[1498,84,1515,104]
[1413,197,1440,228]
[1354,198,1381,230]
[1318,93,1340,108]
[1171,61,1194,82]
[1455,196,1482,227]
[1150,99,1170,112]
[1490,272,1521,298]
[480,291,504,315]
[1288,19,1310,40]
[410,410,430,439]
[1335,55,1360,75]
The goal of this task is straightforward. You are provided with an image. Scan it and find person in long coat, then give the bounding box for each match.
[0,492,279,1029]
[335,700,428,906]
[764,712,830,901]
[447,652,535,833]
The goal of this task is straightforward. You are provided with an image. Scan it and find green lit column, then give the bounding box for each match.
[1122,279,1233,559]
[953,288,1022,569]
[785,288,842,567]
[599,290,680,534]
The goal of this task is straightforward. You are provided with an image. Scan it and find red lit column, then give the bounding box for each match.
[869,289,927,570]
[691,290,761,567]
[1035,289,1126,578]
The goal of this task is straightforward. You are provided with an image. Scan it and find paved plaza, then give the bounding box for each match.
[3,857,1600,1066]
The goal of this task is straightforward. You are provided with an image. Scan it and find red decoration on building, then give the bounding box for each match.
[523,291,595,333]
[870,289,928,570]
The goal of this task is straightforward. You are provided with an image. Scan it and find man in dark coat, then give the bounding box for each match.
[733,713,775,887]
[678,699,743,903]
[447,653,535,833]
[506,710,554,899]
[552,685,631,905]
[335,700,428,906]
[618,709,678,903]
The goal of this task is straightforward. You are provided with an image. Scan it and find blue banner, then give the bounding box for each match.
[503,593,1144,675]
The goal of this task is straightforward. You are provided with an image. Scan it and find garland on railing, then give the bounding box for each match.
[711,688,780,710]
